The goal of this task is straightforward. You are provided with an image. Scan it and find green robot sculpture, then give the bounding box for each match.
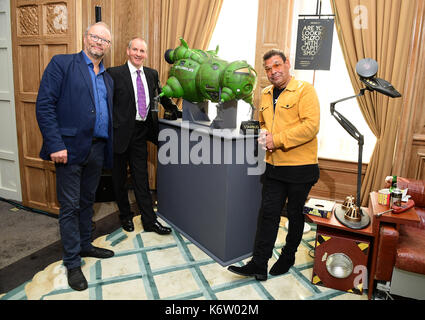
[159,37,257,107]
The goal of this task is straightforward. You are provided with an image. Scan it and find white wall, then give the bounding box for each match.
[0,0,22,201]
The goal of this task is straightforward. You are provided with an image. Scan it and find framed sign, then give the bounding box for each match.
[295,18,334,70]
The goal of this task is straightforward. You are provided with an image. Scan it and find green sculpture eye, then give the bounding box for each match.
[244,84,253,93]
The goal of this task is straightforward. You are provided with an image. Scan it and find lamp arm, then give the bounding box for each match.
[330,88,366,115]
[331,109,364,144]
[330,89,366,209]
[330,89,366,145]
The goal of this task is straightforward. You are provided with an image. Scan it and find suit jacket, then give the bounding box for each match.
[36,51,114,168]
[106,63,176,153]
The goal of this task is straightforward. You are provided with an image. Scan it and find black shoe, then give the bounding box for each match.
[67,267,88,291]
[144,221,171,235]
[80,246,114,259]
[269,255,295,276]
[120,218,134,232]
[227,260,267,281]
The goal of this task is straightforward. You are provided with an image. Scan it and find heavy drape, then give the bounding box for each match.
[159,0,223,85]
[331,0,416,205]
[147,0,223,189]
[393,1,425,177]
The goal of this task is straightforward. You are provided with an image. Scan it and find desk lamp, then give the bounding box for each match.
[330,58,401,229]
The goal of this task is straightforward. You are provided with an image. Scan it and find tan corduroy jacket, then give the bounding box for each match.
[259,77,320,166]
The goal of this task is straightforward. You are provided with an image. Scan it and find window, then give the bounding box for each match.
[208,0,376,163]
[207,0,258,126]
[291,0,376,162]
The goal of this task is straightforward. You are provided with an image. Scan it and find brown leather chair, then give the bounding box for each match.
[375,177,425,299]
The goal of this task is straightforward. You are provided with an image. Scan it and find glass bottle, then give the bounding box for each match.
[389,175,397,193]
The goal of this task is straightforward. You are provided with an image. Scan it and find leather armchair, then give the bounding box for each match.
[374,177,425,283]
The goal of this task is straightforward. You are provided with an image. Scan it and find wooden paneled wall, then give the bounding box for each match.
[310,159,367,203]
[11,0,78,213]
[80,0,162,70]
[253,0,294,114]
[81,0,161,190]
[10,0,163,214]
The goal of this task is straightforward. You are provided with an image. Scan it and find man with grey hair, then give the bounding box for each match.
[107,37,180,234]
[36,22,115,291]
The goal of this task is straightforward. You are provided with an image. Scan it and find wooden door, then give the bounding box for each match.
[11,0,78,214]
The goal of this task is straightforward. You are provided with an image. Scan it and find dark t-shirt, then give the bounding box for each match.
[273,86,286,112]
[269,86,319,184]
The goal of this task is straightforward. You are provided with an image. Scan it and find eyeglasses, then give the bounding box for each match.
[88,33,111,45]
[264,61,283,72]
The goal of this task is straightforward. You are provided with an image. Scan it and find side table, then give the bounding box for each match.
[306,202,375,298]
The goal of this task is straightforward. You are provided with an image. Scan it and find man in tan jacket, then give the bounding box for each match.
[228,49,320,280]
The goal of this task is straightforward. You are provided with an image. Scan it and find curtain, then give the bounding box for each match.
[392,1,425,177]
[148,0,223,190]
[159,0,224,86]
[253,0,295,116]
[330,0,417,206]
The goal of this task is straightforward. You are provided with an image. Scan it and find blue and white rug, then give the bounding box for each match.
[0,217,367,300]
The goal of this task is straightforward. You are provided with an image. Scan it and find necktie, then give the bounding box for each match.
[136,70,147,119]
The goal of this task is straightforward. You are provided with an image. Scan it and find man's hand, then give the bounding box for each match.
[50,149,68,164]
[163,105,182,120]
[265,132,275,151]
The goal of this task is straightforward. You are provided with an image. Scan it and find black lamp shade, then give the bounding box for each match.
[356,58,378,78]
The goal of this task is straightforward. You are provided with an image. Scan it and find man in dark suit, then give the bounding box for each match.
[36,22,115,291]
[107,37,179,234]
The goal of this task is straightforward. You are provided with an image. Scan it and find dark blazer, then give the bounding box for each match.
[106,63,176,153]
[36,51,114,168]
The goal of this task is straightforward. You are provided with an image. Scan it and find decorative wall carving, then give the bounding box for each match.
[17,5,39,36]
[45,3,68,34]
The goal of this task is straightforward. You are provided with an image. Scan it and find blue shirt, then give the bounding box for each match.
[82,51,109,139]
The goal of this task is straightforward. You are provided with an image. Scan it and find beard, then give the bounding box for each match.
[83,40,106,60]
[86,48,104,60]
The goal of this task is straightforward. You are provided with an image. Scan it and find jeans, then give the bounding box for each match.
[55,140,105,269]
[252,175,314,266]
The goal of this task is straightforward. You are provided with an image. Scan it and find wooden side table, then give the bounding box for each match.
[306,204,375,298]
[306,206,374,237]
[307,193,420,299]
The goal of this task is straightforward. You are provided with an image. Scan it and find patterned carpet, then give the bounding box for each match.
[0,216,367,300]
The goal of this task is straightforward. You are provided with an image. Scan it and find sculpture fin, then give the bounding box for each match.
[179,37,189,49]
